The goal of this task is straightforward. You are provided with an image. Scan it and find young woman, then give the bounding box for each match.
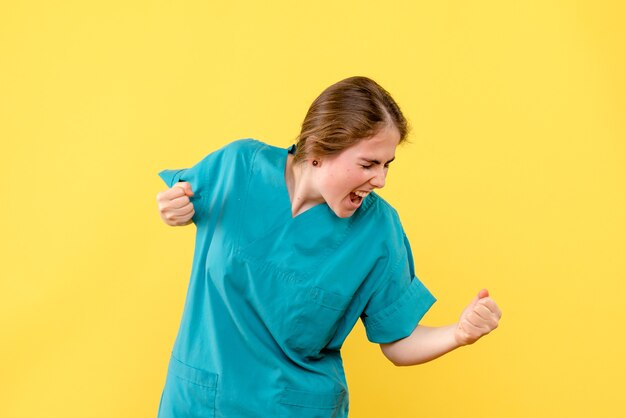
[155,76,502,417]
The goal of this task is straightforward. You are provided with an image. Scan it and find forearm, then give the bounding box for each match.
[380,291,502,367]
[380,324,461,366]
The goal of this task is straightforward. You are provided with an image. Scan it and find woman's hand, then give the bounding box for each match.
[455,289,502,346]
[156,182,195,226]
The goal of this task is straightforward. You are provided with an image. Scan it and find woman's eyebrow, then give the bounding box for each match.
[362,156,396,164]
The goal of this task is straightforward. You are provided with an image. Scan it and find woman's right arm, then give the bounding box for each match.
[156,182,195,226]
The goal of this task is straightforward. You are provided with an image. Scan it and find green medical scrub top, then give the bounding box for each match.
[156,139,436,418]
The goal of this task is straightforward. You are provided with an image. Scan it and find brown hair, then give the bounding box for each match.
[292,76,409,164]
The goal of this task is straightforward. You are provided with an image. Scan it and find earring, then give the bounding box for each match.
[312,160,319,166]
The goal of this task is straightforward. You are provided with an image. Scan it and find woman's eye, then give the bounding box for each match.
[361,164,373,169]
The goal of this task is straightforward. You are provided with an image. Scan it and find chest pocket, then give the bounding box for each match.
[231,250,352,359]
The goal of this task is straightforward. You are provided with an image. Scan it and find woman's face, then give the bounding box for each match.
[314,125,401,218]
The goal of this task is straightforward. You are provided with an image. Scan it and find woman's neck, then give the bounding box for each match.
[284,154,324,218]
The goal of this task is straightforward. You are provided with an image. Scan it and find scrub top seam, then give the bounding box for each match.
[233,142,263,251]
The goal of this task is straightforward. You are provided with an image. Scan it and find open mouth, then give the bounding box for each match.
[350,192,362,205]
[349,190,370,208]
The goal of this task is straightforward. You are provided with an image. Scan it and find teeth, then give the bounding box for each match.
[354,190,369,198]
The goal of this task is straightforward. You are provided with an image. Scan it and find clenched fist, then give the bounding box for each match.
[156,182,196,226]
[455,289,502,346]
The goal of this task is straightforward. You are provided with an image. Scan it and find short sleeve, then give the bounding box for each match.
[157,139,254,226]
[361,233,436,344]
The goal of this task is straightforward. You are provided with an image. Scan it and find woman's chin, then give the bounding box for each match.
[329,199,359,218]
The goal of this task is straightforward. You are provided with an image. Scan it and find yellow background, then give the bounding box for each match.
[1,1,625,417]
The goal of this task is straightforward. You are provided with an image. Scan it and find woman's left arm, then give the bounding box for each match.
[380,289,502,366]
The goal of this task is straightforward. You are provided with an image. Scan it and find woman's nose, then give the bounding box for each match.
[370,168,387,188]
